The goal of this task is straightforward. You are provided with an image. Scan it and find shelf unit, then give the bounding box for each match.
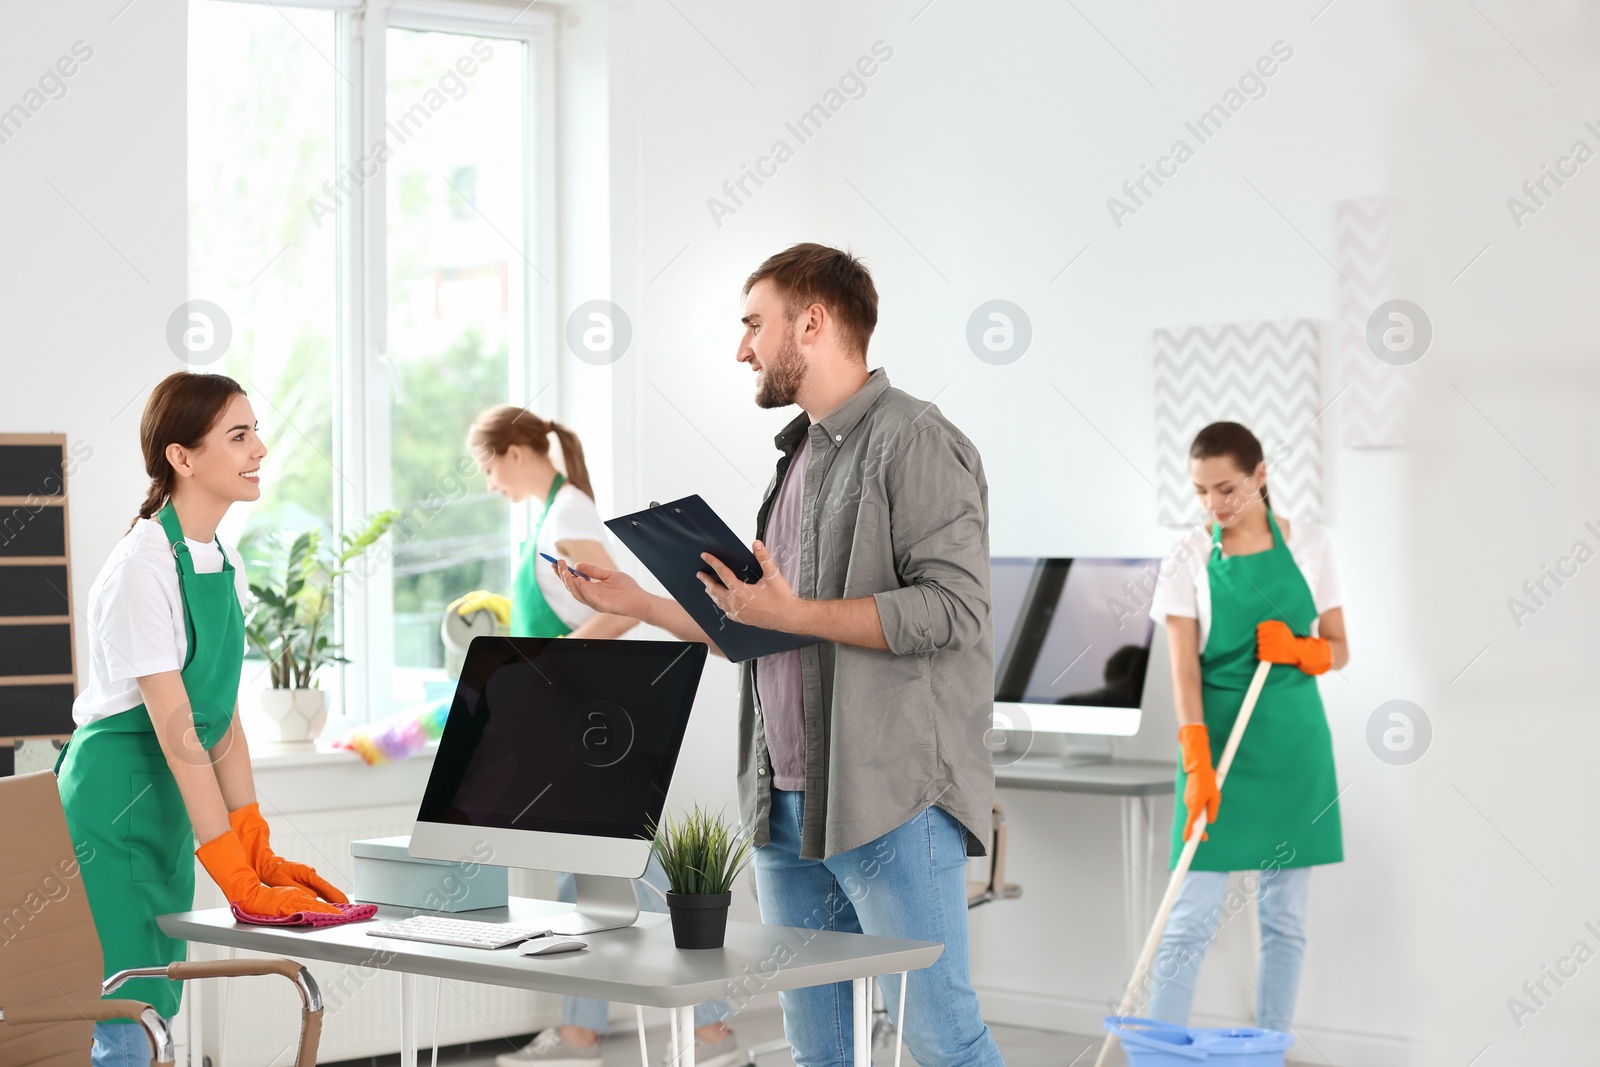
[0,433,78,773]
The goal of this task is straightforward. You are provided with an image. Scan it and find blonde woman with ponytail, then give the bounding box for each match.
[459,406,636,641]
[58,372,347,1067]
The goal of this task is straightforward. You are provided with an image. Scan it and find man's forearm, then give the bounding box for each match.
[640,591,727,658]
[791,596,889,651]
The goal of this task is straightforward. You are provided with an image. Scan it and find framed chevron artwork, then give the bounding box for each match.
[1152,319,1324,527]
[1336,197,1410,447]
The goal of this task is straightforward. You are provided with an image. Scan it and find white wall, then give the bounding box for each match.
[0,2,187,648]
[1396,3,1600,1065]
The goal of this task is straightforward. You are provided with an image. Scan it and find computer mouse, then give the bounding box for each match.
[519,936,587,956]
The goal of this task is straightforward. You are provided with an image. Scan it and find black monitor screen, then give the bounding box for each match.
[417,637,708,839]
[992,558,1159,707]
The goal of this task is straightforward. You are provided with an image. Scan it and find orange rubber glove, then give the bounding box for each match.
[196,830,341,917]
[1178,723,1220,842]
[229,802,350,904]
[1256,620,1333,675]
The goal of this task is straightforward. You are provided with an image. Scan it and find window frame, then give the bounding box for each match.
[193,0,559,723]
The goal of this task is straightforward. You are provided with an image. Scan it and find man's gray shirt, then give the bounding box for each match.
[735,367,996,860]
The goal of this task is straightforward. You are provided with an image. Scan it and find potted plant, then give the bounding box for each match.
[649,804,753,949]
[243,510,398,744]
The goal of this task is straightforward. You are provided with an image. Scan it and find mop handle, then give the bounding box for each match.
[1092,659,1274,1067]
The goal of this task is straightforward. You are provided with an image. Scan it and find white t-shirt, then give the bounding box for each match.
[532,484,614,631]
[1149,516,1341,654]
[72,518,250,727]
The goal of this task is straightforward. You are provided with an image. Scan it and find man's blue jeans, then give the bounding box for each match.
[91,1021,156,1067]
[556,855,729,1033]
[1146,866,1313,1033]
[754,789,1005,1067]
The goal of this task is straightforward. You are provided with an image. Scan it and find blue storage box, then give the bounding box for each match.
[351,835,508,913]
[1104,1016,1294,1065]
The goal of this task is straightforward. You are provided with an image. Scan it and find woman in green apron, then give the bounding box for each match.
[58,373,346,1067]
[454,407,739,1067]
[455,405,638,641]
[1145,421,1350,1034]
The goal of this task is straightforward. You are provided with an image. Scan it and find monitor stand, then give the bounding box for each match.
[1059,733,1114,767]
[1002,732,1115,768]
[544,874,641,935]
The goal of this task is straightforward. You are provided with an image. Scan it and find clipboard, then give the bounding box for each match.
[605,494,821,663]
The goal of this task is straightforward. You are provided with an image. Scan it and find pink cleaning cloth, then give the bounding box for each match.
[230,901,379,927]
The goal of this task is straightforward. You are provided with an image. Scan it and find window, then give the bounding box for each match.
[385,26,528,707]
[187,2,340,703]
[187,1,553,724]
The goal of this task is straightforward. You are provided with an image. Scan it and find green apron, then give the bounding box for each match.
[56,503,244,1019]
[1169,509,1343,871]
[510,473,573,638]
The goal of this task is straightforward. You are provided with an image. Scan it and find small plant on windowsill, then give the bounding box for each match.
[242,510,398,744]
[648,804,753,949]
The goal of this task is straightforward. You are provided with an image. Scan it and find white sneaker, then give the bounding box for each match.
[497,1029,604,1067]
[659,1029,742,1067]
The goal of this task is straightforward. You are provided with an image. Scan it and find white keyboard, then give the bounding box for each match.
[368,915,554,950]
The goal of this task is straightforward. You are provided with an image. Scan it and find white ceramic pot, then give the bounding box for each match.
[256,688,328,744]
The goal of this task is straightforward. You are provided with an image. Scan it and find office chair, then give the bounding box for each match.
[966,800,1023,909]
[0,770,324,1067]
[744,801,1022,1064]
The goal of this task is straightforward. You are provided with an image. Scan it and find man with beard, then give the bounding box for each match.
[553,243,1002,1067]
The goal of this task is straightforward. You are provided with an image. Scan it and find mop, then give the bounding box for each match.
[1093,658,1273,1067]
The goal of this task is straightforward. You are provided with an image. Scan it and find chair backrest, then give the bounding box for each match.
[0,770,104,1067]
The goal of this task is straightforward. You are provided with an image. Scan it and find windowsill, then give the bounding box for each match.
[248,737,441,771]
[246,736,441,815]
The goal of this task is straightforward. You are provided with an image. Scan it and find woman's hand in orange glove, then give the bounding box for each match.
[229,802,349,904]
[1178,723,1220,842]
[196,830,341,917]
[1256,620,1333,675]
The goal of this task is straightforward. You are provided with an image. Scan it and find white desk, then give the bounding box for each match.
[995,758,1175,965]
[160,897,942,1067]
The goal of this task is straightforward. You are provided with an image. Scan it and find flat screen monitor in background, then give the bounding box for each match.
[991,557,1160,741]
[409,636,708,934]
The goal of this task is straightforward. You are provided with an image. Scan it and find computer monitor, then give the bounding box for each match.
[409,635,708,933]
[991,557,1160,740]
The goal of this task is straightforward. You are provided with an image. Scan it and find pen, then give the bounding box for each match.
[540,552,596,581]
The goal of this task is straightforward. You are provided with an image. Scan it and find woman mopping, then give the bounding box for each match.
[1146,421,1349,1034]
[453,407,740,1067]
[58,373,347,1067]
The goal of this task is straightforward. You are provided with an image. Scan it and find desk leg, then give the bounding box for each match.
[852,977,870,1067]
[1124,796,1159,976]
[399,971,417,1067]
[893,972,907,1067]
[1141,795,1156,922]
[675,1005,696,1067]
[1121,797,1137,968]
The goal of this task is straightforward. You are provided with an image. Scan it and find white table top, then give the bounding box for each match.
[158,897,943,1008]
[994,757,1176,796]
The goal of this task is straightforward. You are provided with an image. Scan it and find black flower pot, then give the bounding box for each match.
[665,891,732,949]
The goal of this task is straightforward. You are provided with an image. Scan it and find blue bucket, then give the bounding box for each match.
[1103,1016,1294,1066]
